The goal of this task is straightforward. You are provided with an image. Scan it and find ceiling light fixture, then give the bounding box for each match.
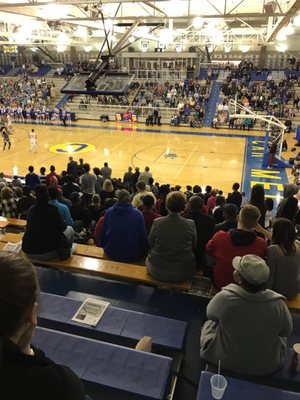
[175,43,182,52]
[282,24,294,35]
[276,31,286,41]
[240,44,250,53]
[84,45,92,52]
[57,44,66,52]
[294,15,300,26]
[193,17,203,29]
[159,28,173,45]
[276,43,288,52]
[75,26,88,39]
[224,43,232,53]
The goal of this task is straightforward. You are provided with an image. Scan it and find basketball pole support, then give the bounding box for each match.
[228,99,291,169]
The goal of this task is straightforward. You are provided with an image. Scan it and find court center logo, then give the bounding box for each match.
[49,143,96,154]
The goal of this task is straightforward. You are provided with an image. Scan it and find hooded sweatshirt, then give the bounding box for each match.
[101,202,149,262]
[206,228,267,289]
[200,284,292,376]
[276,184,299,221]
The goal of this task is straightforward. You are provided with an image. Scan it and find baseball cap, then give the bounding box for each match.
[232,254,270,285]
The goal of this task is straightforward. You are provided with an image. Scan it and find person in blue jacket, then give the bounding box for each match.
[101,189,149,262]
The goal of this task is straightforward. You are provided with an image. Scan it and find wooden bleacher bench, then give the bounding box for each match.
[0,216,27,231]
[75,243,105,258]
[0,219,9,233]
[29,253,192,292]
[33,327,172,400]
[0,232,24,243]
[285,294,300,312]
[0,242,191,292]
[75,243,146,266]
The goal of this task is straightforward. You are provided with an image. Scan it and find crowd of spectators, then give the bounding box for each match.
[1,154,300,393]
[0,158,299,293]
[213,60,297,130]
[72,81,141,109]
[0,76,59,121]
[131,78,210,126]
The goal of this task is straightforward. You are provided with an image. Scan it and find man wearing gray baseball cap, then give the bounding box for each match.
[200,254,293,376]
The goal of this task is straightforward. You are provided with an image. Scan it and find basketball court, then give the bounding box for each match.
[1,121,252,193]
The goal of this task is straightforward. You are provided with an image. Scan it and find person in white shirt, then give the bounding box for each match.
[28,129,37,153]
[132,181,156,208]
[138,166,153,185]
[177,101,184,114]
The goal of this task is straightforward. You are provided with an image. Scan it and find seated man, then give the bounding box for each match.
[214,203,238,232]
[101,189,149,262]
[22,185,74,260]
[17,185,36,219]
[200,254,292,376]
[206,204,266,289]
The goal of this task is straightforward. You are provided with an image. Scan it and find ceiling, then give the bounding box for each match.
[0,0,299,54]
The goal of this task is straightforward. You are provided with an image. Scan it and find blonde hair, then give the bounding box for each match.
[166,191,186,213]
[102,179,114,192]
[91,194,101,206]
[239,204,261,229]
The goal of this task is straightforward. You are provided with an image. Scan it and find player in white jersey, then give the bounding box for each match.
[5,114,14,134]
[17,106,24,122]
[6,113,12,127]
[28,128,37,153]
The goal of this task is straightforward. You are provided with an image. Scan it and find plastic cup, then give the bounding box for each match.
[210,374,227,399]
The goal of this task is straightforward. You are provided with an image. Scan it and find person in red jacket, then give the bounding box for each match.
[141,195,161,235]
[206,204,266,289]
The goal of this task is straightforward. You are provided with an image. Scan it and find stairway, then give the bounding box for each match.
[202,81,223,127]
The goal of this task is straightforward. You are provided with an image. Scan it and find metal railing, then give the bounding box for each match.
[74,104,187,123]
[128,69,193,81]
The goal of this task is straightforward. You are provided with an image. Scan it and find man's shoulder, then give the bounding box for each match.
[255,235,267,247]
[57,201,68,211]
[212,229,229,240]
[200,213,215,223]
[133,192,141,199]
[145,190,155,197]
[152,215,166,225]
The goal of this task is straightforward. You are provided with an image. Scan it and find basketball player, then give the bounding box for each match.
[6,113,13,133]
[28,128,37,153]
[2,126,11,151]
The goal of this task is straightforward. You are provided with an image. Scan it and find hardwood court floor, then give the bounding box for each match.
[2,121,251,194]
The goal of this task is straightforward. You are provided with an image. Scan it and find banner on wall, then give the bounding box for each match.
[115,112,138,122]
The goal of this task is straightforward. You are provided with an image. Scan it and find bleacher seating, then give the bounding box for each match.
[285,68,300,78]
[74,243,145,266]
[0,65,12,75]
[28,254,192,292]
[285,294,300,312]
[39,292,187,350]
[0,232,23,243]
[29,66,52,76]
[32,327,172,400]
[0,216,26,231]
[197,371,300,400]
